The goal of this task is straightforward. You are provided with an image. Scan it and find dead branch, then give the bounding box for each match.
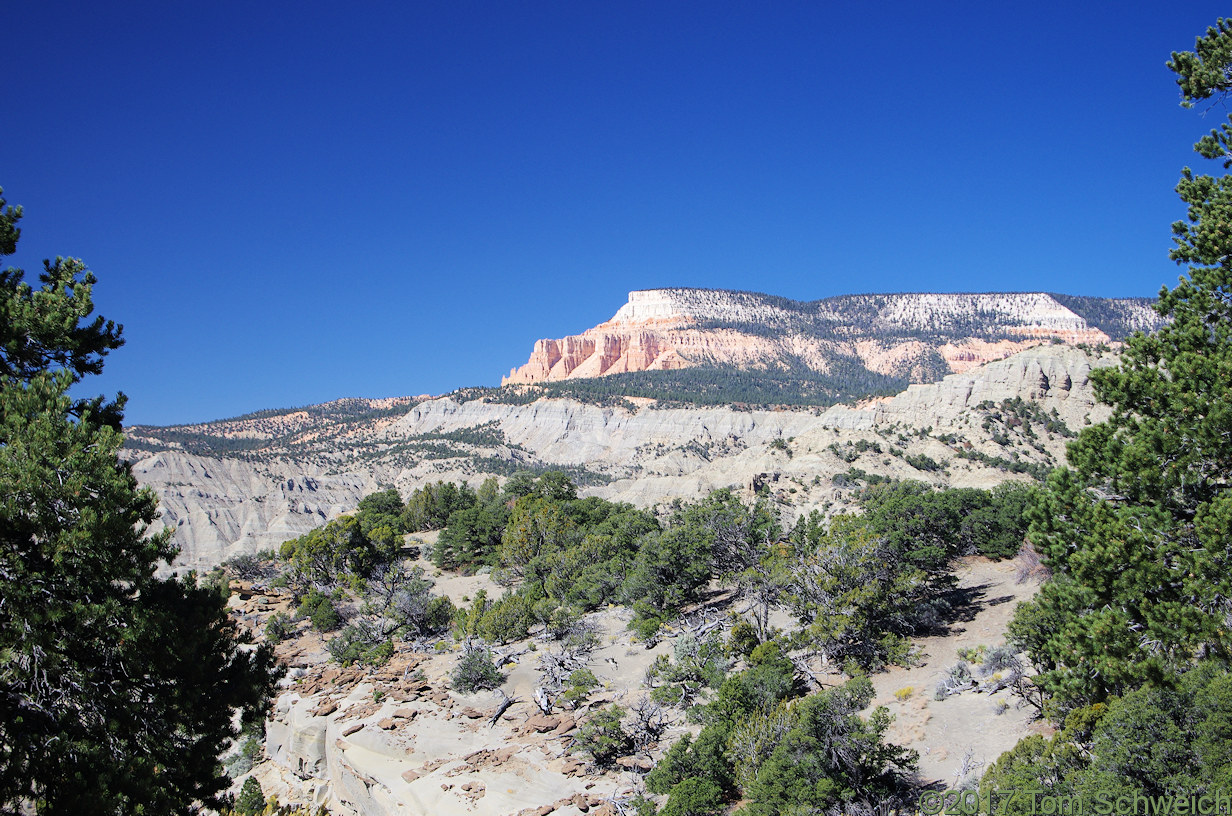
[489,690,518,728]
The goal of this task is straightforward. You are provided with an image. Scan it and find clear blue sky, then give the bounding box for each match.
[4,1,1225,425]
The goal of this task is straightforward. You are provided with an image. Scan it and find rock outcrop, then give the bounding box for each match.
[503,288,1159,385]
[234,583,667,816]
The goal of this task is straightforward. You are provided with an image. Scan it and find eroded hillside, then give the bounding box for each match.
[126,345,1111,573]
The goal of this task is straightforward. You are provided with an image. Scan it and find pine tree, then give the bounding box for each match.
[1009,21,1232,714]
[0,188,280,814]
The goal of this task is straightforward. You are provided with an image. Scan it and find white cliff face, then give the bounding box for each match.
[820,343,1105,431]
[131,453,372,573]
[384,398,819,470]
[609,289,688,323]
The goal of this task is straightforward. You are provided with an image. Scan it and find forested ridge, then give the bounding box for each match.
[689,291,1157,341]
[479,362,914,410]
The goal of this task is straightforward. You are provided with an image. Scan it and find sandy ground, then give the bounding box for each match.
[242,544,1048,814]
[408,532,501,609]
[867,556,1048,785]
[247,539,684,816]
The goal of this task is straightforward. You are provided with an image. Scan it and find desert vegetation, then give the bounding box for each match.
[7,13,1232,816]
[224,462,1050,813]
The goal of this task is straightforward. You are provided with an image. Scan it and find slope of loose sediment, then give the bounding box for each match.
[866,557,1045,785]
[130,452,373,572]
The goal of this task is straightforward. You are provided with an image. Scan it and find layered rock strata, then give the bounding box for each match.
[503,289,1157,384]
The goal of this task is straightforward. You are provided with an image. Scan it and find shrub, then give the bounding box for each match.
[673,633,729,688]
[647,725,736,797]
[646,633,729,708]
[264,612,294,644]
[202,567,231,599]
[727,620,760,658]
[328,622,394,667]
[728,643,799,717]
[630,610,664,642]
[382,565,455,637]
[560,668,599,709]
[878,631,915,668]
[223,553,270,581]
[747,640,782,667]
[661,777,726,816]
[957,645,988,663]
[651,684,687,707]
[739,677,918,815]
[298,589,341,632]
[451,645,503,693]
[542,604,580,640]
[576,705,633,767]
[729,702,796,790]
[646,733,697,794]
[472,592,535,644]
[904,453,941,471]
[980,645,1019,675]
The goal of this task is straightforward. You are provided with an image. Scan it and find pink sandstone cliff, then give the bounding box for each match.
[503,289,1116,386]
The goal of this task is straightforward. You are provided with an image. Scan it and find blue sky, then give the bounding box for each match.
[4,1,1226,425]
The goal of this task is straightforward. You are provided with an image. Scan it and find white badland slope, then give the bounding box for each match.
[132,344,1110,572]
